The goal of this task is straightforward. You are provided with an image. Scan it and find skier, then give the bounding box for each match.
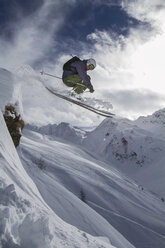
[62,57,96,95]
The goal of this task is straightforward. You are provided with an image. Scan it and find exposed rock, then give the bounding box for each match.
[3,105,25,147]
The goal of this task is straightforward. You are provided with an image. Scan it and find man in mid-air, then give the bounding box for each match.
[62,57,96,95]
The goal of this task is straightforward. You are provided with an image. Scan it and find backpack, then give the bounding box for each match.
[63,56,80,70]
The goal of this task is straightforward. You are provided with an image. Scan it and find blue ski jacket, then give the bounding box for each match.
[62,60,91,86]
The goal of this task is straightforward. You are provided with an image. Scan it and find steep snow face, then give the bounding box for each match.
[19,126,165,248]
[0,68,15,111]
[0,111,120,248]
[0,68,24,119]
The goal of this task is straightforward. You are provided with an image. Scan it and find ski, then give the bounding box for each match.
[45,86,115,118]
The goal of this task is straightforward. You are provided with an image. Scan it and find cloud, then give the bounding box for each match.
[0,0,76,70]
[122,0,165,24]
[53,0,165,122]
[101,88,165,119]
[81,0,165,119]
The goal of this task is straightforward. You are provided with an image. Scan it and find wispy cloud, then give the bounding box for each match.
[122,0,165,24]
[0,0,76,70]
[102,88,165,119]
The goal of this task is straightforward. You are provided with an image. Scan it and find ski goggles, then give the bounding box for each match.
[88,64,95,70]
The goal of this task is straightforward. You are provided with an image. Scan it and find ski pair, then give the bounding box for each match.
[45,87,115,118]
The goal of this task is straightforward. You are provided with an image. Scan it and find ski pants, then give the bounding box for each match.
[63,74,90,94]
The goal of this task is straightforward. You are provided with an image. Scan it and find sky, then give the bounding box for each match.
[0,0,165,125]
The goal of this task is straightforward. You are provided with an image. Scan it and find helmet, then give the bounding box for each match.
[87,58,96,70]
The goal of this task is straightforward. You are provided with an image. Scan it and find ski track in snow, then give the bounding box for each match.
[89,201,165,240]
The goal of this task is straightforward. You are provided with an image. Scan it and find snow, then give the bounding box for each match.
[19,126,165,248]
[0,68,15,111]
[83,115,165,196]
[0,107,119,248]
[0,67,127,248]
[1,66,165,248]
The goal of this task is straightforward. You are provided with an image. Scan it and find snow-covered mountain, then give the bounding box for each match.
[1,67,165,248]
[33,109,165,197]
[26,122,86,144]
[82,112,165,197]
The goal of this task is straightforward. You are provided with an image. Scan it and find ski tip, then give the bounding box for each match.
[40,70,44,75]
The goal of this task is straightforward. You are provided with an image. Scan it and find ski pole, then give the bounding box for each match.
[40,71,62,80]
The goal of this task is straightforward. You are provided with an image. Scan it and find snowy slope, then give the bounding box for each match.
[19,127,135,248]
[19,126,165,248]
[0,109,120,247]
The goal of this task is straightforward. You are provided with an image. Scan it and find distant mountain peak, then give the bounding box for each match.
[153,108,165,120]
[135,108,165,127]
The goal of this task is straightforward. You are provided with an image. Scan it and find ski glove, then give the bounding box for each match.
[88,84,94,93]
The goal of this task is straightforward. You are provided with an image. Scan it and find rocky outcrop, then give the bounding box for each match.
[3,105,25,147]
